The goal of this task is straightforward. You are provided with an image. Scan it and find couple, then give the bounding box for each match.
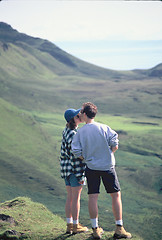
[60,102,131,239]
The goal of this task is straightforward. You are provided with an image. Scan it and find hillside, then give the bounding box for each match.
[0,22,162,240]
[0,22,120,79]
[0,98,65,202]
[0,197,142,240]
[0,98,161,239]
[0,22,162,117]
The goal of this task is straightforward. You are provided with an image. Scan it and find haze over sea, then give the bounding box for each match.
[55,39,162,70]
[0,0,162,70]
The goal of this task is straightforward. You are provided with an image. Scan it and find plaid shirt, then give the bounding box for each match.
[60,127,85,182]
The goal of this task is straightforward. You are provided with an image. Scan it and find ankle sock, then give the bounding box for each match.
[91,218,98,228]
[115,220,123,226]
[73,219,79,225]
[66,217,73,224]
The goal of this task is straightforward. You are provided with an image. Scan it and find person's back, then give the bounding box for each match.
[72,121,118,170]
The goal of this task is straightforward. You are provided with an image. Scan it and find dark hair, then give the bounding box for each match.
[82,102,97,119]
[66,118,77,130]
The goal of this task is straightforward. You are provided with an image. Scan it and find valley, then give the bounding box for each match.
[0,22,162,239]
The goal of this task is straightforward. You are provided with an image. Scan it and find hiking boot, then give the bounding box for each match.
[92,227,104,239]
[73,223,88,234]
[66,223,73,234]
[113,225,132,239]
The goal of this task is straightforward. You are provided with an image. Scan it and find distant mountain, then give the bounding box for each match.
[134,63,162,78]
[0,22,120,79]
[148,63,162,77]
[0,22,161,117]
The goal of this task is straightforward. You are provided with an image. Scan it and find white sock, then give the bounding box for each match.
[73,219,79,225]
[66,217,73,224]
[116,220,123,226]
[91,218,98,228]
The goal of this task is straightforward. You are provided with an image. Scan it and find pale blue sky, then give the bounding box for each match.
[0,0,162,70]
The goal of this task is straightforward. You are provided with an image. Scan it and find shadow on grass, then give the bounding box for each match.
[53,232,115,240]
[53,233,73,239]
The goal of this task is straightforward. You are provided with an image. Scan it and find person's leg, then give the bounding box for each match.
[65,186,73,219]
[89,194,104,238]
[71,187,88,234]
[65,185,73,233]
[101,169,122,222]
[102,170,131,238]
[85,168,101,227]
[89,193,101,229]
[71,185,82,222]
[110,190,132,238]
[85,168,103,238]
[110,191,122,222]
[88,193,99,219]
[68,174,88,234]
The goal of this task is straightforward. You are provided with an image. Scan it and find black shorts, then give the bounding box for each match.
[85,167,120,194]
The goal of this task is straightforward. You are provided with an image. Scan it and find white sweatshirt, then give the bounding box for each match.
[71,121,119,171]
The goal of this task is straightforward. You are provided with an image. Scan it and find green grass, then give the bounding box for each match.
[0,23,162,239]
[0,35,162,117]
[0,98,162,239]
[96,114,162,158]
[0,197,66,240]
[0,197,143,240]
[0,98,65,202]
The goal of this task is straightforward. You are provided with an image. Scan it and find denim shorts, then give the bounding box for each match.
[85,167,120,194]
[65,173,81,187]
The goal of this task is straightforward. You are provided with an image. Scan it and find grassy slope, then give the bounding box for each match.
[0,31,162,117]
[0,98,65,204]
[0,23,162,239]
[0,98,161,239]
[0,197,142,240]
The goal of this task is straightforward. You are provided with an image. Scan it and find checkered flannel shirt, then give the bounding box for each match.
[60,127,85,182]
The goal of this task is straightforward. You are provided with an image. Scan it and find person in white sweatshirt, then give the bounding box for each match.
[71,102,132,239]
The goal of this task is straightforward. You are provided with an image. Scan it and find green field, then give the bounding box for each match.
[0,98,161,239]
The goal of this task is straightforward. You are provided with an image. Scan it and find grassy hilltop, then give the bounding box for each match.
[0,197,143,240]
[0,22,162,239]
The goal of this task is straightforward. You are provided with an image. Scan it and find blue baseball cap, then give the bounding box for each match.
[64,108,81,122]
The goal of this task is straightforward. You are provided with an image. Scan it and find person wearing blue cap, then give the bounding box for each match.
[60,108,88,234]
